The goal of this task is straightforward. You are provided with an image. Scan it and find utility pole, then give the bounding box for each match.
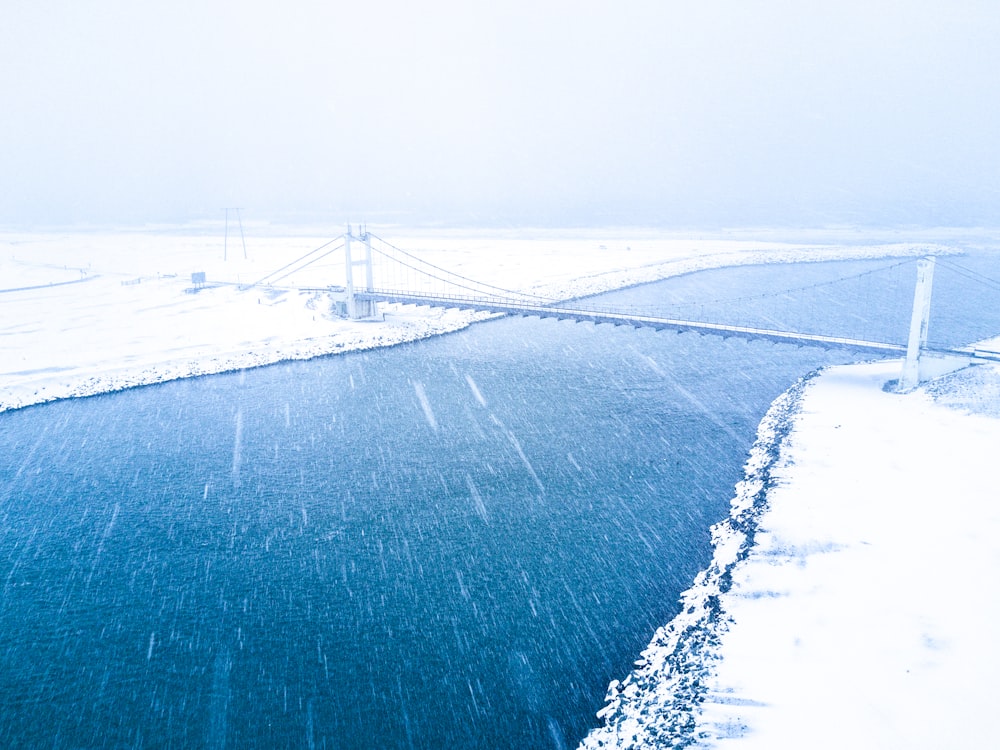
[223,208,248,260]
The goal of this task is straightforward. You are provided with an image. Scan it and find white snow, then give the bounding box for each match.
[695,360,1000,749]
[581,357,1000,749]
[3,225,999,748]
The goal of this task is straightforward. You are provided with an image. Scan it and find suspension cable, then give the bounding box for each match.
[247,237,343,288]
[935,257,1000,293]
[265,243,345,286]
[367,233,558,302]
[366,245,540,300]
[655,258,920,312]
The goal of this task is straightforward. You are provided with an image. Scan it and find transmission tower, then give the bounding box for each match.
[223,208,247,261]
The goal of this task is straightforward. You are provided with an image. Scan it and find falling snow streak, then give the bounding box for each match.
[465,374,488,407]
[505,430,546,494]
[412,381,438,431]
[669,379,747,446]
[85,502,119,588]
[466,473,490,523]
[232,407,243,489]
[206,648,232,750]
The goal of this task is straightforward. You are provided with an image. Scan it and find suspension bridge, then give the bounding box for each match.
[242,228,1000,390]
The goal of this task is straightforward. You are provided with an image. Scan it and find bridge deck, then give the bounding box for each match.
[356,288,1000,363]
[357,288,911,355]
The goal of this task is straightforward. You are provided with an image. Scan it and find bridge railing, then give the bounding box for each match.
[355,287,557,309]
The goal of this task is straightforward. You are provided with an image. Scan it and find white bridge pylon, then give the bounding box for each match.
[343,226,378,320]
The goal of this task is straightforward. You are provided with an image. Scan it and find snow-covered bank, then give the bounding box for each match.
[580,358,1000,749]
[0,228,953,413]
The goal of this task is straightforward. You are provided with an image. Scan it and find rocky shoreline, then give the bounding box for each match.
[579,373,816,748]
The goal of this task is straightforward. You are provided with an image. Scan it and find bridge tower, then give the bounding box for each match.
[897,255,978,391]
[344,225,379,320]
[899,256,935,391]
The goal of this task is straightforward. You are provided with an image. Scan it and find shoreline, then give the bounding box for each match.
[0,309,495,415]
[579,367,816,748]
[580,358,1000,748]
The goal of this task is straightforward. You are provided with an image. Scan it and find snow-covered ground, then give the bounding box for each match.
[4,227,999,748]
[581,357,1000,749]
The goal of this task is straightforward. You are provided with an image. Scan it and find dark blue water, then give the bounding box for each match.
[0,255,997,748]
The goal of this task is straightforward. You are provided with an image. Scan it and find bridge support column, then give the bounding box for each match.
[344,225,379,320]
[899,256,936,392]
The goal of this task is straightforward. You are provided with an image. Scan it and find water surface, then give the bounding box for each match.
[1,255,996,748]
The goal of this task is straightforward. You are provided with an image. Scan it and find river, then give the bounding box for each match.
[0,255,997,748]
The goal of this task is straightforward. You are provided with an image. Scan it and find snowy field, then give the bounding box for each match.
[3,227,1000,748]
[581,360,1000,748]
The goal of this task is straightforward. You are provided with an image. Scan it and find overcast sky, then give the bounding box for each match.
[2,1,999,229]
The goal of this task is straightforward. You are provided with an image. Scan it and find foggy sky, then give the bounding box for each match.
[2,1,999,229]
